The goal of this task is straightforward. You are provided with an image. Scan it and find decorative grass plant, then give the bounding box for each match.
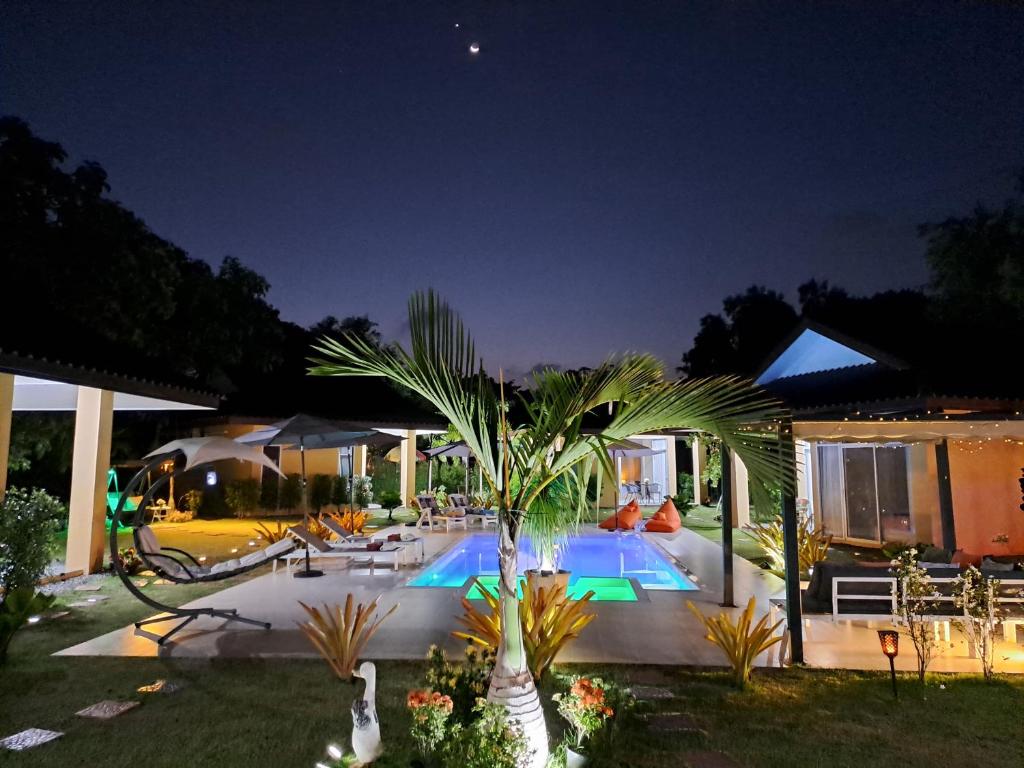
[454,577,596,679]
[298,595,398,680]
[687,596,784,689]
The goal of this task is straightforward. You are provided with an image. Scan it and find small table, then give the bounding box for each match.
[145,503,171,523]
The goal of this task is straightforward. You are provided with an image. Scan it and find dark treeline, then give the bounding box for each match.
[680,172,1024,380]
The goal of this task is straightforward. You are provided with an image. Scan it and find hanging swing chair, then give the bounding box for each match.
[110,437,297,645]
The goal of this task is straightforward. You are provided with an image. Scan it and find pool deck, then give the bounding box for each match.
[56,524,1024,674]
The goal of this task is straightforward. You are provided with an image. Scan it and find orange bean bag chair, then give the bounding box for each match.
[598,500,641,530]
[644,499,681,533]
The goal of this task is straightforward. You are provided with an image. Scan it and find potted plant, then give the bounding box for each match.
[552,676,614,766]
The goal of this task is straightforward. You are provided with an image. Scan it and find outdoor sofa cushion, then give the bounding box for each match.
[598,501,641,530]
[952,550,983,567]
[645,499,681,533]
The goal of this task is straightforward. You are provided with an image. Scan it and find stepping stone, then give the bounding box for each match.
[630,685,675,701]
[647,713,705,735]
[68,601,94,608]
[1,728,63,751]
[74,584,102,592]
[76,700,140,719]
[137,679,182,694]
[138,570,157,577]
[132,579,149,588]
[153,578,173,586]
[84,595,109,603]
[684,750,742,768]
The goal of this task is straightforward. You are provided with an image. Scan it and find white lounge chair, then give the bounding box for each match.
[278,526,402,573]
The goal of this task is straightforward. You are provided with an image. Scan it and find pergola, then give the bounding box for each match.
[0,350,218,575]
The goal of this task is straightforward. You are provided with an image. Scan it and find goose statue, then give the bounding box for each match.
[351,661,382,765]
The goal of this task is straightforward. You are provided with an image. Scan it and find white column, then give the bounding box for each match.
[665,436,678,496]
[0,372,13,498]
[730,449,750,528]
[399,429,418,503]
[66,387,114,575]
[353,444,367,476]
[691,436,707,505]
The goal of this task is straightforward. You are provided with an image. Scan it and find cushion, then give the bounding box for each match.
[598,502,642,530]
[920,546,952,564]
[210,558,241,575]
[919,562,959,570]
[239,551,267,567]
[645,499,681,533]
[262,539,295,558]
[982,557,1015,572]
[136,525,161,555]
[366,542,383,552]
[951,550,983,568]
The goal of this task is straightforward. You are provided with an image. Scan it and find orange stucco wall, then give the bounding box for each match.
[950,440,1024,556]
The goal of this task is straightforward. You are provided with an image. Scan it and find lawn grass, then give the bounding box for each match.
[3,565,1023,767]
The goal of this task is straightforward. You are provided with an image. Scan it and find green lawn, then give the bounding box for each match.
[3,568,1023,767]
[680,504,770,566]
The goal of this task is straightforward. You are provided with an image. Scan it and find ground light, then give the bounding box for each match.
[877,629,899,699]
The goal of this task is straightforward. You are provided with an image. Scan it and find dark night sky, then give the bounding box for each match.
[3,1,1022,379]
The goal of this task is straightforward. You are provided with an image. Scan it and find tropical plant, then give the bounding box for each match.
[0,586,56,664]
[311,290,791,765]
[305,513,333,540]
[891,548,938,684]
[309,473,334,512]
[352,474,373,508]
[259,475,279,510]
[224,478,261,517]
[379,490,403,520]
[953,566,999,680]
[687,596,784,689]
[253,520,289,544]
[408,688,455,759]
[744,514,832,573]
[116,547,144,575]
[179,488,204,513]
[424,643,496,723]
[328,508,367,535]
[552,676,614,753]
[0,487,63,596]
[297,595,398,681]
[453,577,597,680]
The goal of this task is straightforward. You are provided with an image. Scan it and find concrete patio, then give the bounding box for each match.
[56,525,1024,675]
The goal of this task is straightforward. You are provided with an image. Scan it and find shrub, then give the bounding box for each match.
[424,643,495,723]
[259,474,279,510]
[553,676,614,753]
[297,595,398,681]
[408,689,455,758]
[450,700,526,768]
[327,508,367,535]
[224,478,261,517]
[0,487,63,595]
[891,548,938,683]
[453,577,597,680]
[309,474,333,512]
[117,547,144,575]
[687,596,784,690]
[379,490,403,520]
[164,509,194,523]
[744,514,831,573]
[179,489,203,513]
[352,475,372,508]
[954,565,999,680]
[330,474,350,509]
[677,472,695,505]
[278,473,302,510]
[0,587,55,664]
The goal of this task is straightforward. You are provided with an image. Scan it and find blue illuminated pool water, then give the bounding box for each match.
[408,533,697,593]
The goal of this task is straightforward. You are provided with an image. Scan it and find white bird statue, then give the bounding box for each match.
[351,661,382,765]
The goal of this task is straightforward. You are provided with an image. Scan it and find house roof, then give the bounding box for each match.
[0,347,219,410]
[755,319,1024,420]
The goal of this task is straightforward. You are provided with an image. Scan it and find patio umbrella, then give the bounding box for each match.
[235,416,398,579]
[423,441,474,495]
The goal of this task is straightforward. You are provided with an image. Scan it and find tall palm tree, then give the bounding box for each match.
[310,291,791,767]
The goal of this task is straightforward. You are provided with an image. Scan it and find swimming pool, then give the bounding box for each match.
[408,532,697,600]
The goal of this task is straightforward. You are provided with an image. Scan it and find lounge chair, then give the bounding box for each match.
[644,499,681,533]
[321,516,369,544]
[415,494,468,532]
[598,500,641,530]
[449,494,498,529]
[280,525,403,573]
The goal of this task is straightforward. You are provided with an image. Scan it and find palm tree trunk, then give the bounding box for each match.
[487,512,549,768]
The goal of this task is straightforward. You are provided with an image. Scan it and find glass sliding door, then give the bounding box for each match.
[814,442,912,545]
